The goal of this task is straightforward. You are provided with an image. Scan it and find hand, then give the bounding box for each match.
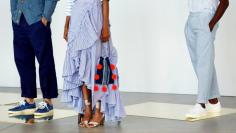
[41,17,48,26]
[101,26,110,42]
[209,21,215,32]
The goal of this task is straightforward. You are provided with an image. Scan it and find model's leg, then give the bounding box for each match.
[88,101,105,128]
[13,20,37,100]
[185,14,210,119]
[195,16,216,104]
[29,22,58,100]
[8,15,37,115]
[205,25,221,114]
[80,84,92,128]
[185,15,205,107]
[202,0,229,115]
[28,21,58,118]
[208,25,220,102]
[195,31,214,104]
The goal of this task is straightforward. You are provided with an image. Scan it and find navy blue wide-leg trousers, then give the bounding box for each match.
[12,15,58,99]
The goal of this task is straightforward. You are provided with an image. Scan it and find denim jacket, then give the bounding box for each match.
[10,0,58,25]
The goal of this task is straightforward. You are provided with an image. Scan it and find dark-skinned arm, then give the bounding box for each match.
[209,0,229,31]
[64,16,70,41]
[101,0,110,42]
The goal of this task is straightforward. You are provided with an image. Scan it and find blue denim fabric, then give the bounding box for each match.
[10,0,58,25]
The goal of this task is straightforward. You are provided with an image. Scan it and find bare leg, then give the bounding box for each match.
[88,101,104,128]
[25,98,35,104]
[44,98,52,105]
[209,98,218,104]
[80,84,92,128]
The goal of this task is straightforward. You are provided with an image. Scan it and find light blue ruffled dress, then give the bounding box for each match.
[61,0,126,122]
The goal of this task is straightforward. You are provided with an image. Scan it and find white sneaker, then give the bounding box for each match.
[206,102,222,116]
[186,104,207,119]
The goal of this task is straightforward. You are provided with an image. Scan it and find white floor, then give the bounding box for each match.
[0,105,77,124]
[1,92,236,124]
[0,92,77,124]
[125,102,236,122]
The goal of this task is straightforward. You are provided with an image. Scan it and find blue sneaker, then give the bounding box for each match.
[8,100,36,115]
[34,102,54,118]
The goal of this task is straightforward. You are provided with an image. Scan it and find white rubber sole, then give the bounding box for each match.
[186,114,208,122]
[8,108,36,115]
[34,110,54,119]
[186,112,207,118]
[208,111,221,117]
[186,111,221,122]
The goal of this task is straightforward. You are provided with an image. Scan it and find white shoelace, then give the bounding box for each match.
[38,102,49,110]
[19,100,26,106]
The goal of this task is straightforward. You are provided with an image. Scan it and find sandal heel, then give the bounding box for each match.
[100,117,105,125]
[78,114,84,124]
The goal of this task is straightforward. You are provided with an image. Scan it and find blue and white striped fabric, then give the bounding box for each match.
[65,0,76,16]
[61,0,126,122]
[188,0,219,13]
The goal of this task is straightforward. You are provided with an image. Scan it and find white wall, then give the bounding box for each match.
[0,0,236,96]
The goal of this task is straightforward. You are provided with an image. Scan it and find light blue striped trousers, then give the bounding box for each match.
[185,12,220,103]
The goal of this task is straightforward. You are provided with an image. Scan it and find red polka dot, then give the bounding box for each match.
[97,64,103,70]
[95,74,100,80]
[112,85,118,91]
[110,64,116,71]
[94,85,99,92]
[102,86,107,92]
[112,74,117,80]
